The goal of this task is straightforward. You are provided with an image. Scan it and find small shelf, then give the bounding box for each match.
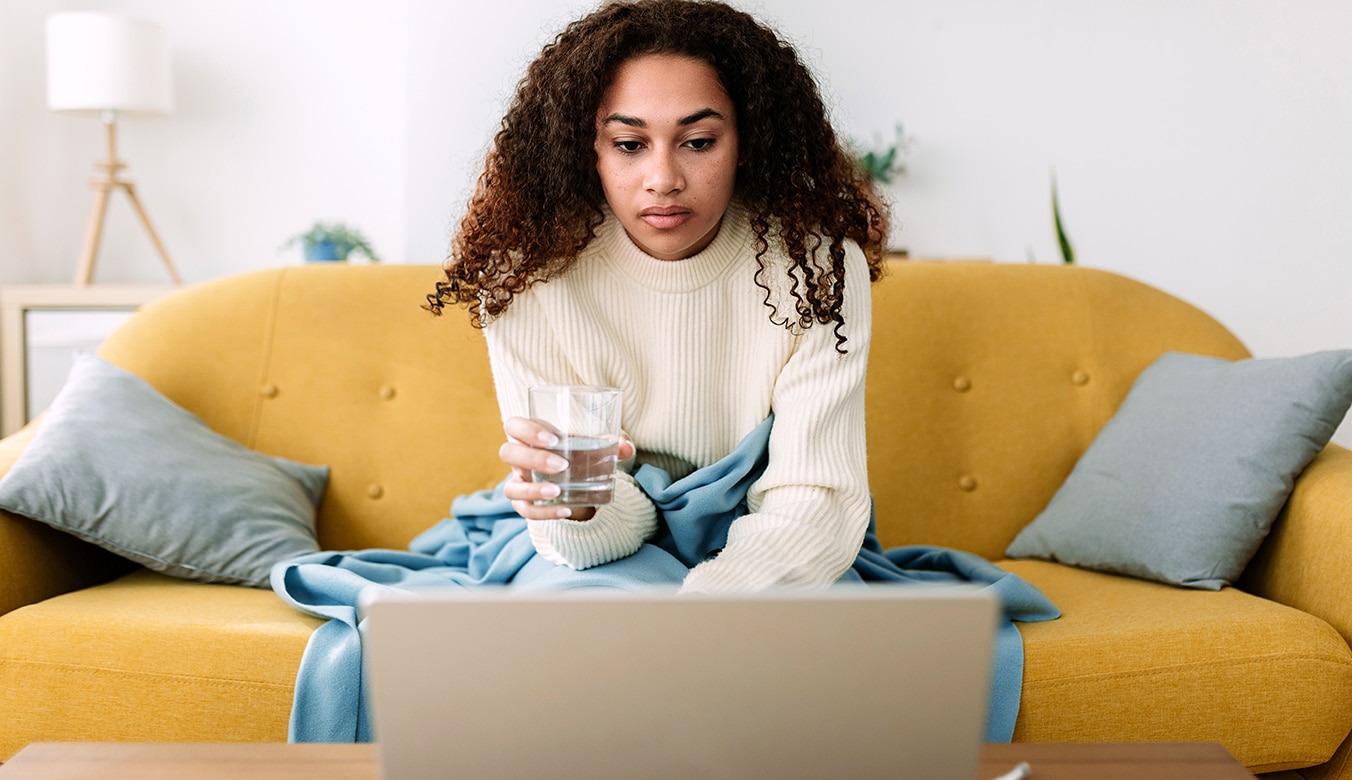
[1,285,175,436]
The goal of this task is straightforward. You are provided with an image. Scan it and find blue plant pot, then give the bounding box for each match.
[304,240,349,263]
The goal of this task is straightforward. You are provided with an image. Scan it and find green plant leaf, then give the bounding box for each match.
[1052,175,1075,266]
[280,221,381,262]
[849,123,908,185]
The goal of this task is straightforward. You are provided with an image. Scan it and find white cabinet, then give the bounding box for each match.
[1,286,173,436]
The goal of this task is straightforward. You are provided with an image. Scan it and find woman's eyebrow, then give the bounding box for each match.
[602,113,645,127]
[600,108,726,128]
[678,108,725,125]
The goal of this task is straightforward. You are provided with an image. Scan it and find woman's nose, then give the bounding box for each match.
[644,149,683,195]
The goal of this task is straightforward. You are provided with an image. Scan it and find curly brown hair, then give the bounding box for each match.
[426,0,889,351]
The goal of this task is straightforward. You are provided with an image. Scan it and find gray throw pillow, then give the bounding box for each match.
[1006,350,1352,589]
[0,353,327,587]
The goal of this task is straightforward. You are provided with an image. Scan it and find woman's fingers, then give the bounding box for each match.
[499,439,568,475]
[503,472,596,520]
[498,416,610,521]
[503,416,560,448]
[501,417,572,519]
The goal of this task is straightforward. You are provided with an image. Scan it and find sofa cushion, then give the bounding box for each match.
[0,569,322,757]
[6,565,1348,772]
[0,353,328,588]
[96,265,509,554]
[1006,350,1352,589]
[1002,559,1352,773]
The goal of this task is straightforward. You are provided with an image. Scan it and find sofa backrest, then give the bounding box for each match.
[100,264,501,552]
[865,261,1248,558]
[98,261,1248,558]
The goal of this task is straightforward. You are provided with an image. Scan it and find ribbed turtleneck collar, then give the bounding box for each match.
[595,199,752,293]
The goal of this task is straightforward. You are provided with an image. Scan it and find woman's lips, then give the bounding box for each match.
[640,206,690,230]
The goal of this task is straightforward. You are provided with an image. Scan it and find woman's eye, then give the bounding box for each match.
[615,140,644,153]
[685,137,716,151]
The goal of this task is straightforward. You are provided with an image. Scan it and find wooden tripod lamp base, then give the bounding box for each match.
[75,114,182,287]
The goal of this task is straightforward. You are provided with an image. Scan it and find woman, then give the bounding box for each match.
[281,8,1047,744]
[428,0,889,594]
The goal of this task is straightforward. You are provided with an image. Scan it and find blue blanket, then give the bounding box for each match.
[272,417,1058,744]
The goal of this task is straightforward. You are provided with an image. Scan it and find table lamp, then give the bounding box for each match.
[46,11,182,286]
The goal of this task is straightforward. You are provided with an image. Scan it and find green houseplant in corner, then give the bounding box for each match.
[1028,172,1077,265]
[282,222,381,263]
[849,123,910,185]
[848,123,910,254]
[1052,173,1075,265]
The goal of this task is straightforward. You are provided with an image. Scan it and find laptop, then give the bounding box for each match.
[361,585,998,780]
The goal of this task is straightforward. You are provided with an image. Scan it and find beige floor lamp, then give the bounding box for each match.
[46,11,182,287]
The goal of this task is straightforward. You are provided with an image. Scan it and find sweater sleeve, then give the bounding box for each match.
[678,245,874,594]
[483,295,659,570]
[526,475,658,569]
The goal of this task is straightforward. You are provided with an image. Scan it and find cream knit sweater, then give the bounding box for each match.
[483,202,873,594]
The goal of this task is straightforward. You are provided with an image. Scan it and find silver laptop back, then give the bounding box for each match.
[363,586,997,780]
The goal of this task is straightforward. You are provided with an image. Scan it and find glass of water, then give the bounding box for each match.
[527,385,622,506]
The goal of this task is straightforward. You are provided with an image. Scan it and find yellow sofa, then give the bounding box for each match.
[0,262,1349,776]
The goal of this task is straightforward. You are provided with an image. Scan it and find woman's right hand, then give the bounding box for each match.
[500,417,579,519]
[499,417,636,521]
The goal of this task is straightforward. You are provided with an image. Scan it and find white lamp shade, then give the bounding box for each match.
[46,12,172,117]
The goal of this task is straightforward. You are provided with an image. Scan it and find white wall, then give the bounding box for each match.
[2,0,1350,443]
[788,0,1352,364]
[404,0,594,263]
[1,0,406,284]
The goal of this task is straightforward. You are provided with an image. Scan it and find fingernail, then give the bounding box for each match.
[545,455,569,471]
[539,483,561,499]
[556,507,572,519]
[538,431,560,447]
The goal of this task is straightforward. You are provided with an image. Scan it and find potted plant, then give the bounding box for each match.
[848,123,910,185]
[1028,173,1077,265]
[848,123,910,254]
[282,222,381,263]
[1052,174,1075,265]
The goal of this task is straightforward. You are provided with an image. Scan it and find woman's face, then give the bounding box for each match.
[594,54,740,261]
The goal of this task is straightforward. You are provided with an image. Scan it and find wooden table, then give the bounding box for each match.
[982,743,1254,778]
[0,742,1255,779]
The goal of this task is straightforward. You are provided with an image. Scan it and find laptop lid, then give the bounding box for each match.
[362,585,998,780]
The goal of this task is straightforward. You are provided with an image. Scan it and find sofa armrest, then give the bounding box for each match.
[0,424,131,617]
[1240,443,1352,645]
